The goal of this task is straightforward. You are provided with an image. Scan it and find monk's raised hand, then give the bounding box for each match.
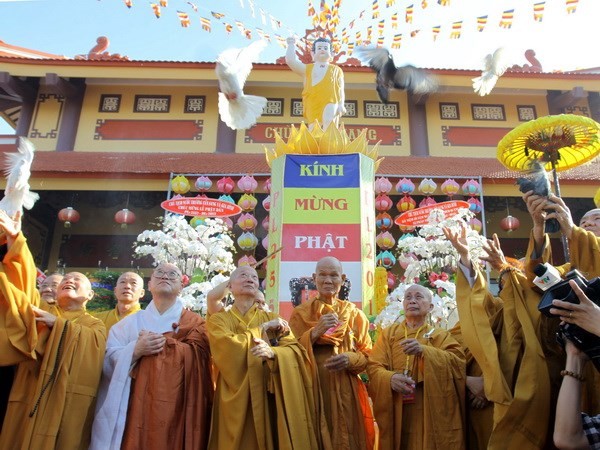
[262,318,290,335]
[480,234,507,272]
[545,194,575,238]
[390,373,415,394]
[32,305,56,328]
[133,330,166,361]
[323,353,349,372]
[399,338,423,356]
[311,313,339,341]
[251,338,275,360]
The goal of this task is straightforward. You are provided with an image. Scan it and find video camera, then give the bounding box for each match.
[537,265,600,370]
[516,160,560,233]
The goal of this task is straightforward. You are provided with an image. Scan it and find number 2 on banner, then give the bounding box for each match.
[365,243,373,259]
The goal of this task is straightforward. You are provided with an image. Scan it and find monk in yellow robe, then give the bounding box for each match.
[289,256,373,450]
[367,284,466,450]
[286,37,345,130]
[93,271,143,331]
[38,273,62,306]
[208,265,322,450]
[90,263,213,450]
[0,266,106,450]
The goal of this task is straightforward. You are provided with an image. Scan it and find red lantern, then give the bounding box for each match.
[500,215,520,232]
[58,207,80,228]
[115,208,136,229]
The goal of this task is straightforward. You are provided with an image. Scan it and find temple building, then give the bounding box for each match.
[0,37,599,280]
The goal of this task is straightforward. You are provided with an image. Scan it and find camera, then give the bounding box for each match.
[516,160,560,233]
[537,268,600,370]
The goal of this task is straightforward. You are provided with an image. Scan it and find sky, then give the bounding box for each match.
[1,0,599,133]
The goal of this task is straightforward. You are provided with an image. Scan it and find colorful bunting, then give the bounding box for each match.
[186,2,197,12]
[391,12,398,28]
[378,19,385,36]
[224,22,233,33]
[438,0,450,5]
[405,4,414,23]
[367,25,373,41]
[533,2,545,21]
[499,9,514,28]
[177,10,190,27]
[211,11,225,19]
[372,0,380,19]
[150,2,161,18]
[449,20,462,38]
[377,36,385,47]
[421,0,427,8]
[391,33,402,49]
[410,29,420,37]
[476,15,488,31]
[566,0,579,14]
[308,1,316,16]
[200,16,211,31]
[159,0,167,7]
[432,25,440,40]
[347,42,354,54]
[124,0,132,8]
[386,0,396,6]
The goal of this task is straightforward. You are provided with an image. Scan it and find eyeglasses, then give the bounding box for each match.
[153,269,181,280]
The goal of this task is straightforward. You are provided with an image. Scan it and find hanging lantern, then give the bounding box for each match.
[419,197,437,208]
[396,195,416,213]
[374,177,393,194]
[238,232,259,251]
[462,179,481,196]
[262,216,270,231]
[264,178,272,193]
[375,193,393,211]
[500,215,520,232]
[396,177,415,195]
[398,223,416,233]
[469,217,483,233]
[58,207,80,228]
[387,271,397,290]
[398,253,416,269]
[194,176,212,192]
[441,179,460,197]
[262,235,269,250]
[262,195,271,211]
[238,255,257,267]
[190,216,206,228]
[171,175,190,195]
[217,176,235,194]
[222,216,234,230]
[376,250,397,269]
[376,212,393,230]
[114,208,136,229]
[237,175,258,193]
[237,213,258,231]
[467,198,482,214]
[238,193,258,211]
[376,231,395,249]
[219,194,235,204]
[418,178,437,195]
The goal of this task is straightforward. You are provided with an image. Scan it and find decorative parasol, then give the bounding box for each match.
[498,114,600,261]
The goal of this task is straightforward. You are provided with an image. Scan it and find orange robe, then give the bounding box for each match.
[208,303,320,450]
[289,297,373,450]
[0,308,106,450]
[92,303,141,332]
[367,322,466,450]
[120,309,213,450]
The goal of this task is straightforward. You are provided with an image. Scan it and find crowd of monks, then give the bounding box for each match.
[0,191,599,450]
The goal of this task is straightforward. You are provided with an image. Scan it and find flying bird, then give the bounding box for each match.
[0,137,39,217]
[215,40,268,130]
[472,47,511,96]
[354,46,439,103]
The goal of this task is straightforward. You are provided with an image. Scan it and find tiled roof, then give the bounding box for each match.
[29,151,600,182]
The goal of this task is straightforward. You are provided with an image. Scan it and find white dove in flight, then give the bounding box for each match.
[472,47,511,96]
[0,137,40,217]
[215,40,268,130]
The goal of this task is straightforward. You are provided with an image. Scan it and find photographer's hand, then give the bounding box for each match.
[544,194,575,239]
[550,279,600,337]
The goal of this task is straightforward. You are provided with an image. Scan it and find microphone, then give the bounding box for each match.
[533,263,562,291]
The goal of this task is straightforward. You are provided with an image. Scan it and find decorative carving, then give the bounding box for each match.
[509,49,542,72]
[74,36,130,61]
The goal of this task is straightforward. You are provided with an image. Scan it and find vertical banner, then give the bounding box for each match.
[265,154,375,318]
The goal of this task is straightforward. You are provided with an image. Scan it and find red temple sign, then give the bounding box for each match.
[395,200,470,226]
[161,197,242,217]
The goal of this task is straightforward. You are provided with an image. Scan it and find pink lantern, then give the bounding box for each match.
[398,223,416,233]
[237,213,258,231]
[469,217,483,233]
[419,197,437,208]
[222,217,234,230]
[376,231,395,249]
[114,208,136,229]
[467,198,482,214]
[217,176,235,194]
[375,194,393,211]
[441,179,460,197]
[262,195,271,211]
[262,216,270,231]
[262,235,269,250]
[500,215,520,232]
[375,177,393,194]
[396,195,416,213]
[237,232,258,251]
[264,178,271,193]
[194,176,212,192]
[462,179,481,196]
[58,207,80,228]
[387,271,397,290]
[238,255,257,267]
[376,212,393,230]
[238,193,258,211]
[398,253,416,269]
[237,175,258,193]
[396,178,415,195]
[418,178,437,195]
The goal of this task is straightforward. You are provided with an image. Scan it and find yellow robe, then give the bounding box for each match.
[0,309,106,450]
[302,63,343,124]
[207,303,320,450]
[0,233,40,365]
[367,322,466,450]
[92,303,141,332]
[289,297,373,450]
[457,268,551,449]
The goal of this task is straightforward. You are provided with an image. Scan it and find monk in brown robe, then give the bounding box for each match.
[289,256,373,450]
[0,211,106,450]
[90,262,213,450]
[367,283,466,450]
[93,271,144,331]
[38,273,63,306]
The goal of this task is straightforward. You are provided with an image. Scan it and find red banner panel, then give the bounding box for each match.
[280,223,362,261]
[441,126,512,147]
[95,120,203,140]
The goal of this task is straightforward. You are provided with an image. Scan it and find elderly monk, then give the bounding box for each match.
[208,265,322,450]
[38,273,63,306]
[206,275,268,315]
[367,284,466,450]
[93,271,144,331]
[289,256,373,450]
[0,267,106,450]
[90,263,212,450]
[286,36,345,130]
